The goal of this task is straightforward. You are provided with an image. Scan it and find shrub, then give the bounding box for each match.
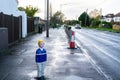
[90,19,101,28]
[102,21,112,28]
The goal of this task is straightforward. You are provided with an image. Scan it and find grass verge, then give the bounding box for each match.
[84,27,120,33]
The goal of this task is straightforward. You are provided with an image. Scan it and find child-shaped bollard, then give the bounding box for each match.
[35,40,47,80]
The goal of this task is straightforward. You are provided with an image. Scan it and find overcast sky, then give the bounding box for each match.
[18,0,120,20]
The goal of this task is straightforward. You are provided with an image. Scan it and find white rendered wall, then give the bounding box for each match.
[0,0,27,38]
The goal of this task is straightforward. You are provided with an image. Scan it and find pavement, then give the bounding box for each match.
[0,28,107,80]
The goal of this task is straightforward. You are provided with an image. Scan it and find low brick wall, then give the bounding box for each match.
[113,25,120,30]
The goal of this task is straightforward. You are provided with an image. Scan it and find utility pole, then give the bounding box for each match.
[85,9,88,26]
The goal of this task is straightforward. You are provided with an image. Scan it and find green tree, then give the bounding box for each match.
[65,20,79,25]
[18,5,39,17]
[50,11,64,28]
[18,7,24,11]
[90,18,101,27]
[78,12,90,26]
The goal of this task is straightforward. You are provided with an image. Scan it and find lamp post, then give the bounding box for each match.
[45,0,49,37]
[60,4,69,13]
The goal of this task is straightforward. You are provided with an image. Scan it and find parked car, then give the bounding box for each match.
[75,24,81,29]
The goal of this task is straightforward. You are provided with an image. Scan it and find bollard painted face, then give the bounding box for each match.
[38,40,44,48]
[39,42,44,48]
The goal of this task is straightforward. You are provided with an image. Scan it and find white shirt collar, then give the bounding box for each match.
[39,48,44,51]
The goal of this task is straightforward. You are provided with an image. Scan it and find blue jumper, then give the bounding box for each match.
[36,48,47,63]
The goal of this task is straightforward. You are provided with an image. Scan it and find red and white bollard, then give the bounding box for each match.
[69,31,75,49]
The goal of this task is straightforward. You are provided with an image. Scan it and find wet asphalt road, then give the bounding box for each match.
[75,28,120,80]
[0,28,107,80]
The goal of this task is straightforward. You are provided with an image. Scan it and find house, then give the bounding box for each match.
[100,16,106,22]
[0,0,27,38]
[100,13,120,23]
[101,14,114,22]
[114,12,120,22]
[105,14,114,22]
